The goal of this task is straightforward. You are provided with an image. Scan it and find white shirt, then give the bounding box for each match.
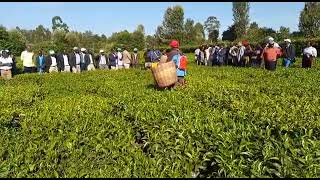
[75,53,81,65]
[89,54,93,64]
[63,55,69,66]
[303,46,317,57]
[195,48,200,56]
[51,56,57,67]
[229,46,238,56]
[117,52,122,61]
[237,46,245,61]
[21,50,35,67]
[205,47,211,60]
[0,57,13,70]
[100,55,107,65]
[117,52,123,65]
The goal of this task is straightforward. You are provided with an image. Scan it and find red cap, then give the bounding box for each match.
[169,40,179,48]
[242,40,249,46]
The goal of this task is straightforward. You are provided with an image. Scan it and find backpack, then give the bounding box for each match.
[178,54,188,70]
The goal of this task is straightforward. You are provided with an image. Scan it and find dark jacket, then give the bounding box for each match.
[95,54,108,68]
[144,51,151,63]
[68,52,77,67]
[283,44,295,59]
[56,53,67,71]
[83,53,91,67]
[108,53,117,66]
[45,55,58,72]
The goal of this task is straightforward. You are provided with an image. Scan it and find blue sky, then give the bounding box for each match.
[0,2,304,38]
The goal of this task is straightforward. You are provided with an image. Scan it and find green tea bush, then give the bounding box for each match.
[0,54,320,177]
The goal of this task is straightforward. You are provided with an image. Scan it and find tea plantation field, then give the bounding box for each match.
[0,54,320,178]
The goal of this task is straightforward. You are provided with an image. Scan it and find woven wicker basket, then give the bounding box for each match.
[151,61,177,88]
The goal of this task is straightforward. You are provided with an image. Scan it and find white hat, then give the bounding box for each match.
[268,37,274,41]
[99,49,104,53]
[73,47,78,50]
[133,48,138,51]
[81,48,86,52]
[49,50,55,55]
[284,39,291,43]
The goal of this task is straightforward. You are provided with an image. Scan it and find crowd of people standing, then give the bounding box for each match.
[0,36,318,81]
[19,45,141,75]
[195,37,318,71]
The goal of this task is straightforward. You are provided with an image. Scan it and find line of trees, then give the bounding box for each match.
[0,2,319,56]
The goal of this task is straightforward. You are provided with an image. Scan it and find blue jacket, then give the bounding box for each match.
[172,52,186,77]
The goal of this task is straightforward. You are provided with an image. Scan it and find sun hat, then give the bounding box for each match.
[81,48,86,52]
[117,48,121,51]
[133,48,138,51]
[73,47,78,50]
[169,40,179,48]
[284,39,291,43]
[99,49,104,53]
[49,50,55,55]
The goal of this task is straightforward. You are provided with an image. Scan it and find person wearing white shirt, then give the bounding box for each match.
[302,42,317,68]
[80,48,88,72]
[205,46,212,66]
[20,45,35,73]
[117,48,123,69]
[45,50,58,73]
[236,42,246,67]
[194,47,200,62]
[265,37,280,49]
[87,49,95,71]
[229,44,239,66]
[0,50,13,80]
[96,50,108,69]
[62,52,70,72]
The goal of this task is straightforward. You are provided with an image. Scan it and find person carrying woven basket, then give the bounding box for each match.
[167,40,187,86]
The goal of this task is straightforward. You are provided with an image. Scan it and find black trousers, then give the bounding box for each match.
[264,60,277,71]
[302,56,313,68]
[24,67,36,73]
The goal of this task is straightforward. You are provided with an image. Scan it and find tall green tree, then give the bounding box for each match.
[132,25,145,50]
[52,16,69,32]
[7,29,27,55]
[298,2,320,37]
[232,2,250,40]
[204,16,220,42]
[222,25,237,41]
[194,22,205,44]
[158,5,185,44]
[277,26,290,41]
[184,18,196,45]
[0,25,9,41]
[136,24,145,35]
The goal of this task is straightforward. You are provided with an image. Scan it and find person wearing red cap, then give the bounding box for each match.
[167,40,187,87]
